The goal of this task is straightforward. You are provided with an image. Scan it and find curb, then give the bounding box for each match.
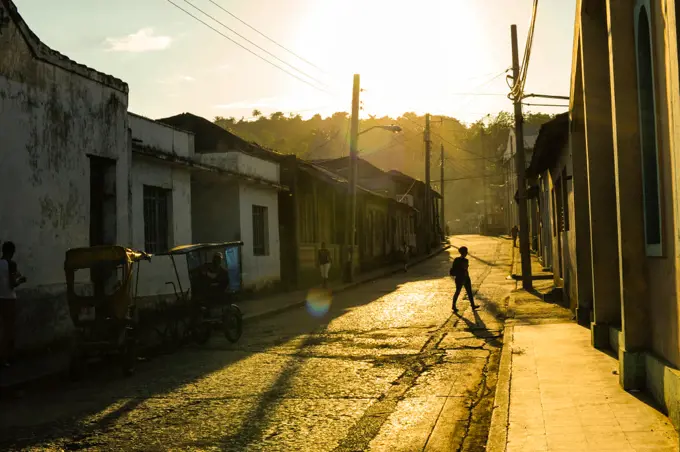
[486,324,514,452]
[242,244,451,324]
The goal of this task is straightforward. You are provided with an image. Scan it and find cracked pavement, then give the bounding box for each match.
[0,235,516,451]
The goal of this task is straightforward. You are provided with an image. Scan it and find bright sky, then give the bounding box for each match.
[15,0,575,124]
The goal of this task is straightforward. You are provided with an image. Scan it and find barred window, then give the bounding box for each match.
[143,186,170,253]
[252,205,269,256]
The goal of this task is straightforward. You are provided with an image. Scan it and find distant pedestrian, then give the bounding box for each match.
[511,225,519,248]
[402,241,410,272]
[318,242,332,289]
[0,241,27,367]
[449,246,478,312]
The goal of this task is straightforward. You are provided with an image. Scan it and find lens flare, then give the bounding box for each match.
[306,288,332,317]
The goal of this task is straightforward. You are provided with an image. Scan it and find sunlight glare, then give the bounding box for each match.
[291,0,493,119]
[306,288,333,317]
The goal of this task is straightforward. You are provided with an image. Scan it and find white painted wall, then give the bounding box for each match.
[129,113,194,158]
[191,180,242,243]
[128,113,194,303]
[239,183,281,289]
[130,157,192,302]
[0,9,129,349]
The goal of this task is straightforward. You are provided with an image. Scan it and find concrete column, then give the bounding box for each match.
[580,4,623,350]
[570,64,595,327]
[606,0,650,390]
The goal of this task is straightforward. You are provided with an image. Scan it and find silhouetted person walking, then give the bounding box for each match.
[0,241,26,367]
[511,225,519,248]
[449,246,478,312]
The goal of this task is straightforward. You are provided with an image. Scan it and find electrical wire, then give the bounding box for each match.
[509,0,538,101]
[165,0,333,95]
[206,0,328,74]
[180,0,331,90]
[522,103,568,108]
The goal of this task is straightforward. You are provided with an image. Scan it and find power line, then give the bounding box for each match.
[522,103,568,108]
[206,0,328,74]
[180,0,330,89]
[165,0,332,94]
[509,0,538,101]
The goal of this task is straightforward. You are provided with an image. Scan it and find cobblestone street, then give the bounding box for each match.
[0,235,516,451]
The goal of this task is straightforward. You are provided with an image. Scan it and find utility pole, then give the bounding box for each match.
[424,113,432,253]
[440,143,445,238]
[344,74,360,282]
[511,24,533,289]
[480,126,488,236]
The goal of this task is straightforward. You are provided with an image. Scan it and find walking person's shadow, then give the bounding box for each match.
[453,305,502,348]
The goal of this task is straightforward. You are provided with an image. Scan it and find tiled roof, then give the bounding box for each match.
[158,112,285,162]
[1,0,128,93]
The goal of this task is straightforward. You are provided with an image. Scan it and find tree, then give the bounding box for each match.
[252,109,262,118]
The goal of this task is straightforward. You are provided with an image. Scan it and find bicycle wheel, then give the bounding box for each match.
[223,305,243,343]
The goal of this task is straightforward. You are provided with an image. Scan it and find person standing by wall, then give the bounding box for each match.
[511,225,519,248]
[0,241,27,367]
[402,240,410,272]
[318,242,332,289]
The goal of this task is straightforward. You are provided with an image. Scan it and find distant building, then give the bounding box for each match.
[315,157,442,253]
[501,125,540,236]
[278,157,416,288]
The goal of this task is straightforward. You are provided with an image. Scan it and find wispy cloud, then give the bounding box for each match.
[104,28,172,53]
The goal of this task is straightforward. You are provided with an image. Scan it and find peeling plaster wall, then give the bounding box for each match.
[0,13,129,350]
[239,183,281,289]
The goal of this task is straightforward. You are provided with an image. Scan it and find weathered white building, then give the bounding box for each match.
[128,113,193,305]
[159,113,286,290]
[0,0,129,350]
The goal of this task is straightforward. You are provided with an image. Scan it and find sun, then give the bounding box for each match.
[288,0,492,120]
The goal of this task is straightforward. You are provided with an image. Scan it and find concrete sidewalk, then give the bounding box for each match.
[0,245,450,392]
[488,251,678,451]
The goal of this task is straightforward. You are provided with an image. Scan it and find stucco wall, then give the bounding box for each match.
[130,157,191,303]
[191,180,241,243]
[645,0,680,367]
[0,13,129,349]
[239,184,281,289]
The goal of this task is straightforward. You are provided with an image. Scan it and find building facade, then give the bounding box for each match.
[565,0,680,430]
[158,113,285,291]
[0,0,129,351]
[128,113,194,306]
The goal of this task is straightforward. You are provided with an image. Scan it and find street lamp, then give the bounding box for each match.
[344,75,402,283]
[358,124,402,136]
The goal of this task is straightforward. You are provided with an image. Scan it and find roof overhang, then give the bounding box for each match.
[132,145,288,192]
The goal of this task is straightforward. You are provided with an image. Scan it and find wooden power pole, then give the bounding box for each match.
[424,114,432,252]
[511,25,533,289]
[344,74,360,282]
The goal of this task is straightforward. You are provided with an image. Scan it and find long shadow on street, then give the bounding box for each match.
[0,255,453,450]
